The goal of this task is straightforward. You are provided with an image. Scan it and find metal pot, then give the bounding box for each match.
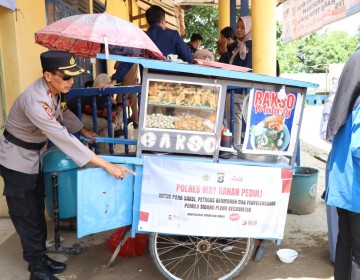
[234,144,278,163]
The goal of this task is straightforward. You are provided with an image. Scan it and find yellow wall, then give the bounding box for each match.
[1,1,47,110]
[0,1,47,216]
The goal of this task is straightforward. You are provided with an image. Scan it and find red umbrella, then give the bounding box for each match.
[35,13,165,60]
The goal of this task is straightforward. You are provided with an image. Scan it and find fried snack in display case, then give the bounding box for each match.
[145,80,220,132]
[145,112,216,131]
[137,76,226,157]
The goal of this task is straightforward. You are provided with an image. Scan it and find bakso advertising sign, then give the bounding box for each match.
[242,88,303,156]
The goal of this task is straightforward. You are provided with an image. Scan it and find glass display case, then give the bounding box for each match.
[137,72,227,157]
[146,80,219,131]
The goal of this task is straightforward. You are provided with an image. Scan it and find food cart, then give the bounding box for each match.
[44,53,317,280]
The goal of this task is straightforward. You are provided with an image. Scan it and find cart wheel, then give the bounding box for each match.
[149,233,254,280]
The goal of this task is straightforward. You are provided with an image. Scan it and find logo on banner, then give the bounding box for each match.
[217,172,225,183]
[202,174,210,181]
[229,213,240,221]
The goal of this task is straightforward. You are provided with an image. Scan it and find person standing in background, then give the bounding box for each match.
[226,16,253,145]
[145,5,193,64]
[187,33,203,54]
[319,80,338,264]
[0,51,135,280]
[329,77,338,97]
[81,73,124,153]
[216,26,237,64]
[117,63,140,129]
[96,62,140,130]
[325,49,360,279]
[97,5,193,135]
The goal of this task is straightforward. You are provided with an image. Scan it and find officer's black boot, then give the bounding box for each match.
[29,258,59,280]
[28,255,66,274]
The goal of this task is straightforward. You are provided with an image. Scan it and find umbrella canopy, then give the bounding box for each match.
[35,13,165,60]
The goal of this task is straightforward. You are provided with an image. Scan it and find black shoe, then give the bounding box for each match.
[28,255,66,274]
[321,190,326,200]
[127,117,133,125]
[30,269,59,280]
[114,128,124,137]
[133,123,138,129]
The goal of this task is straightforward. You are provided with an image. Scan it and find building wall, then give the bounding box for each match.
[0,1,47,216]
[1,1,47,110]
[281,64,345,94]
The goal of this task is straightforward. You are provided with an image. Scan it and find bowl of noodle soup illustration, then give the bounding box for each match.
[250,115,290,151]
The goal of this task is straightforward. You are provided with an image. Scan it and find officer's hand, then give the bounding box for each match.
[107,163,137,180]
[90,155,137,180]
[80,128,98,143]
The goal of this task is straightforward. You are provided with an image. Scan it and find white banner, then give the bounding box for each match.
[283,0,360,43]
[138,157,293,239]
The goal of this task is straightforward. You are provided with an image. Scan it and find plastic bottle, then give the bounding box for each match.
[220,129,232,159]
[220,126,227,143]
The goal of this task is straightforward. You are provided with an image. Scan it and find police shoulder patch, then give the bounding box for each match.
[43,104,54,120]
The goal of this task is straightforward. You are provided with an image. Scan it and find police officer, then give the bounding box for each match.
[0,51,136,280]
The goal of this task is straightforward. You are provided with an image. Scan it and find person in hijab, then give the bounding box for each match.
[225,16,253,145]
[325,49,360,279]
[229,16,252,69]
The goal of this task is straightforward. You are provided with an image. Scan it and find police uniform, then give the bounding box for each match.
[0,51,94,279]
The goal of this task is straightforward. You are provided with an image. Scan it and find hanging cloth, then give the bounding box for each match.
[326,50,360,141]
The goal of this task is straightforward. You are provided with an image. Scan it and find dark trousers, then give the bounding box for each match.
[335,208,360,280]
[0,165,47,263]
